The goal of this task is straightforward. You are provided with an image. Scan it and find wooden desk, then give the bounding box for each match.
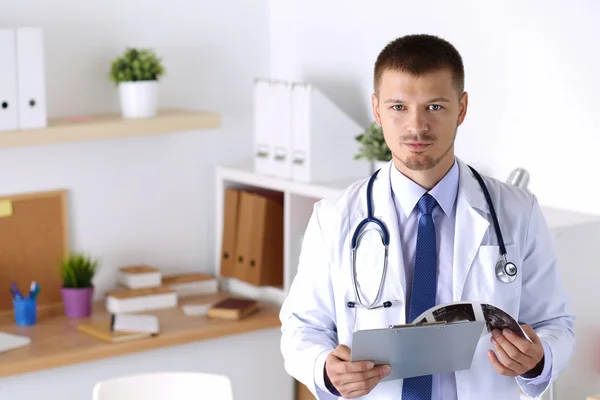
[0,292,281,378]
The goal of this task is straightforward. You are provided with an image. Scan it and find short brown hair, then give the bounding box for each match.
[373,34,465,96]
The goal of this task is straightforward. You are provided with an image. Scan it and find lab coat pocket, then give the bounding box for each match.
[469,244,522,319]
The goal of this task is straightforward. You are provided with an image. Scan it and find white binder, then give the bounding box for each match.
[270,81,292,179]
[0,29,18,132]
[16,27,47,129]
[253,79,272,175]
[290,83,369,183]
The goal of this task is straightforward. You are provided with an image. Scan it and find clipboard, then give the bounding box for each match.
[350,320,485,382]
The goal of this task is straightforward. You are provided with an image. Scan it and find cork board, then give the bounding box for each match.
[0,190,68,312]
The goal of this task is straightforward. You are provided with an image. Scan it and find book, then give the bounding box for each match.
[410,301,530,341]
[162,272,218,297]
[105,286,177,314]
[77,319,155,344]
[117,265,162,289]
[181,303,213,317]
[111,313,160,334]
[206,297,259,320]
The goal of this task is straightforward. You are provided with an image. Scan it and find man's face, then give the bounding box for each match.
[372,68,468,171]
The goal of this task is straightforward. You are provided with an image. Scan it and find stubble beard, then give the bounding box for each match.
[394,129,457,171]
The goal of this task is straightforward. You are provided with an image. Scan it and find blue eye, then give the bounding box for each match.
[429,104,442,111]
[392,105,404,111]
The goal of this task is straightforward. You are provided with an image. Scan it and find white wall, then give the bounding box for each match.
[0,0,270,298]
[268,0,600,216]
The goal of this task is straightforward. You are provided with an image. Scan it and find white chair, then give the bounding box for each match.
[92,371,234,400]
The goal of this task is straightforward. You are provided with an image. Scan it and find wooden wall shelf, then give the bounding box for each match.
[0,109,221,149]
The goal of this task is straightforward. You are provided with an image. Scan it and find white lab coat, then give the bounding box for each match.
[279,158,575,400]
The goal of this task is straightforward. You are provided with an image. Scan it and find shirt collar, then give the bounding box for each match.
[390,158,459,218]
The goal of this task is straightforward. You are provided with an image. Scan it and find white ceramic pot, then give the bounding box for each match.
[118,81,158,119]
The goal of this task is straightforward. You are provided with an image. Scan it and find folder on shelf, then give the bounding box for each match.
[15,27,47,129]
[220,188,242,278]
[0,29,19,132]
[233,191,284,288]
[246,192,284,287]
[234,191,256,283]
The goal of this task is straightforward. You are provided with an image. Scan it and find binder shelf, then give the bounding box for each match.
[215,163,362,305]
[0,109,221,149]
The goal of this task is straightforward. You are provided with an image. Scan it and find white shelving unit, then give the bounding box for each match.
[214,163,362,305]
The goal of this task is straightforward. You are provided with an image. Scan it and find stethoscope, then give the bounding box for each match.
[347,164,518,310]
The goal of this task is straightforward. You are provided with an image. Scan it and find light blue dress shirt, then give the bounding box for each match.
[388,158,552,399]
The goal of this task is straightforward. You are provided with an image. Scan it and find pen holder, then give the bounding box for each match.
[13,297,37,326]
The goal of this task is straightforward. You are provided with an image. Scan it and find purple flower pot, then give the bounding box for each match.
[61,286,94,318]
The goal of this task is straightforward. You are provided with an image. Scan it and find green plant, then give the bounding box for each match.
[354,122,392,162]
[109,47,166,85]
[60,253,99,288]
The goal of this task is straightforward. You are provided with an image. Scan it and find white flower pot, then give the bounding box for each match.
[118,81,158,119]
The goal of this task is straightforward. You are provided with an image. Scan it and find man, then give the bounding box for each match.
[279,34,575,399]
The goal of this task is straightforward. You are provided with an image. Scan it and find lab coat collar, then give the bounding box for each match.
[453,157,491,301]
[389,158,459,218]
[456,157,490,214]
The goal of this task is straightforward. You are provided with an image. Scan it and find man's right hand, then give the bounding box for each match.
[325,344,391,399]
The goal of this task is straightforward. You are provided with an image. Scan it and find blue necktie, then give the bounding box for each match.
[402,193,438,400]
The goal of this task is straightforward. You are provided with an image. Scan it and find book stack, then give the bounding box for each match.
[106,265,219,314]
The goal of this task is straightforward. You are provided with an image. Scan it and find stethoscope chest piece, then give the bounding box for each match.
[495,259,518,283]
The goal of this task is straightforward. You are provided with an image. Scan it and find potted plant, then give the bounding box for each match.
[354,122,392,173]
[109,47,166,119]
[60,252,99,318]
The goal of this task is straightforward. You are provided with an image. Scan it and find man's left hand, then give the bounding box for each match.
[487,324,544,378]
